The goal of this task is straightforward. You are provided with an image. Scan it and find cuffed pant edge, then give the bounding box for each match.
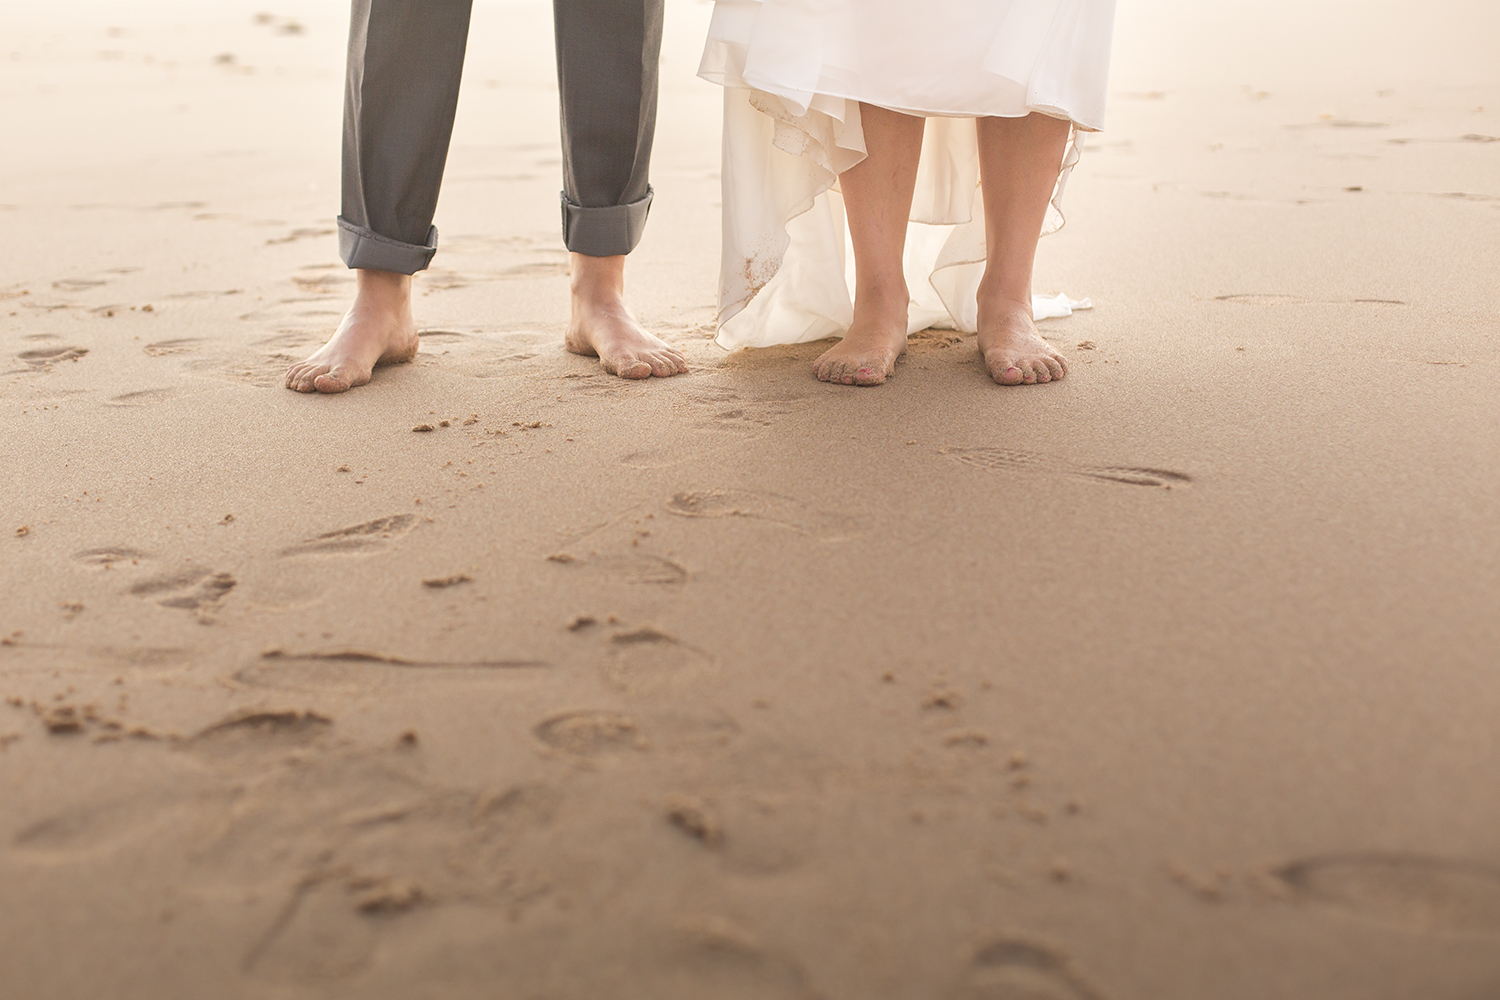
[560,187,653,257]
[337,217,439,274]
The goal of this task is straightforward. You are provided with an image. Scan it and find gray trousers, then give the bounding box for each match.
[337,0,664,273]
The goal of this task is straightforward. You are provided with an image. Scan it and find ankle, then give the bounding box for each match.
[976,278,1031,314]
[570,253,626,304]
[976,288,1034,324]
[852,282,910,328]
[353,269,412,311]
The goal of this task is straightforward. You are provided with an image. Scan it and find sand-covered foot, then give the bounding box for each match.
[978,300,1067,386]
[564,254,686,380]
[813,320,907,386]
[565,301,686,379]
[285,270,418,394]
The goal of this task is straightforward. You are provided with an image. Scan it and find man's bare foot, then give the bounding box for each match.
[813,291,908,386]
[564,253,686,380]
[285,269,418,393]
[977,298,1067,386]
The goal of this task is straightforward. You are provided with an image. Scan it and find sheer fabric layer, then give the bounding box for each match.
[699,0,1116,349]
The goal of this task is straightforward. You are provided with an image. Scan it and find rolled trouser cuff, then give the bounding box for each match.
[337,216,438,274]
[561,187,652,257]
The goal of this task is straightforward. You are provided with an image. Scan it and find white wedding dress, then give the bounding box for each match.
[697,0,1117,350]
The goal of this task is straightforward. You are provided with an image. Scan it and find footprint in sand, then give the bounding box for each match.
[237,296,343,327]
[238,774,562,983]
[281,514,417,557]
[648,711,740,753]
[17,710,565,984]
[105,388,178,407]
[712,791,819,875]
[1272,854,1500,935]
[940,447,1192,490]
[129,567,236,613]
[245,877,380,985]
[666,489,855,540]
[251,332,323,352]
[10,713,257,863]
[548,551,689,586]
[233,650,549,693]
[190,355,303,388]
[656,918,819,1000]
[143,337,204,356]
[686,386,801,437]
[954,939,1104,1000]
[183,709,333,761]
[562,372,630,397]
[461,349,541,373]
[17,345,88,367]
[11,791,201,863]
[533,708,737,759]
[620,447,697,470]
[598,625,715,692]
[534,710,644,757]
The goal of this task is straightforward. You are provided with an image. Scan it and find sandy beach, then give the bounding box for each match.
[2,1,1499,997]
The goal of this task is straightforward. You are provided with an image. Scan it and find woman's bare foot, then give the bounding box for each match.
[285,269,418,393]
[977,298,1067,386]
[564,253,686,379]
[813,290,908,386]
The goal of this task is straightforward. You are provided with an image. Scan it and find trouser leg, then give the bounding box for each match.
[338,0,473,274]
[553,0,664,257]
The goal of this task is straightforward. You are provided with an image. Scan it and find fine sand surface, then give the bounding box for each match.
[3,2,1499,997]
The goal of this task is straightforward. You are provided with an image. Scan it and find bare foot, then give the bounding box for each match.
[813,292,908,386]
[564,253,686,379]
[978,298,1067,386]
[285,270,418,393]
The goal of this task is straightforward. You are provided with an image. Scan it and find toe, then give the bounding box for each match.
[813,350,838,382]
[1043,356,1066,380]
[852,364,886,386]
[647,353,679,378]
[995,362,1025,386]
[287,364,325,392]
[313,370,351,393]
[314,362,369,393]
[616,358,652,379]
[1031,361,1052,383]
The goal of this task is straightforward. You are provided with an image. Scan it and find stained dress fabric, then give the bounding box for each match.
[697,0,1117,349]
